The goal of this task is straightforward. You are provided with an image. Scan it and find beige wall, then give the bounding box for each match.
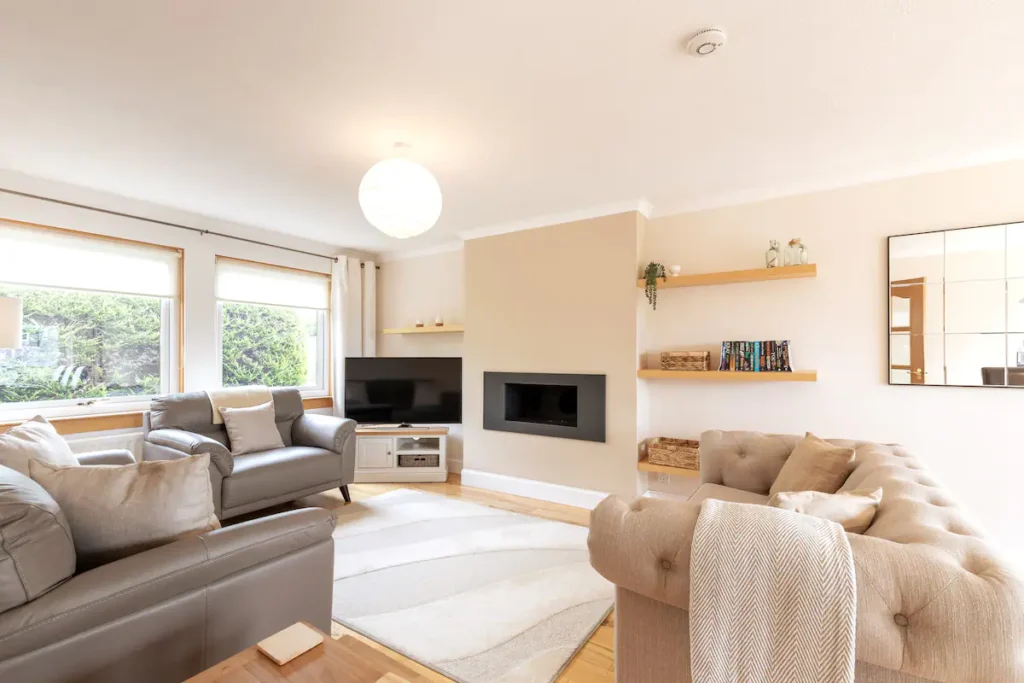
[376,249,465,357]
[463,212,642,498]
[375,249,465,468]
[642,159,1024,562]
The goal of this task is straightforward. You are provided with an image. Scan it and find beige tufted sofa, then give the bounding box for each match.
[588,430,1024,683]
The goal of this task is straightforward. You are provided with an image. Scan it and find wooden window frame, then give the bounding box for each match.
[0,217,186,416]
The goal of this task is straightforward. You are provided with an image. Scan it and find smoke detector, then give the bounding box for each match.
[685,28,727,57]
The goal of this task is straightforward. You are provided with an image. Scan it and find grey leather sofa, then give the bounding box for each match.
[142,388,357,519]
[0,450,336,683]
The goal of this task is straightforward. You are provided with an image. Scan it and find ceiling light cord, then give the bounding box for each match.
[0,186,340,262]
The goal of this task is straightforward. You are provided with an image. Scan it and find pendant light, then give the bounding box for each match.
[358,143,442,239]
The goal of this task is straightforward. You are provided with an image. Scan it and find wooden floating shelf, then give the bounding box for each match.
[382,325,464,335]
[638,369,818,382]
[638,457,700,477]
[636,263,817,289]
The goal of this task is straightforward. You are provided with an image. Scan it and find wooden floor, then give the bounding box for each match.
[306,475,615,683]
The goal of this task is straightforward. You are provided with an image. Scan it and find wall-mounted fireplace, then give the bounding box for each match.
[483,372,605,442]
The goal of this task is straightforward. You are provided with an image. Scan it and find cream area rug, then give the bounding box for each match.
[332,489,613,683]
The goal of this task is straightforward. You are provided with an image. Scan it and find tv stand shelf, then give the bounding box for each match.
[353,426,449,483]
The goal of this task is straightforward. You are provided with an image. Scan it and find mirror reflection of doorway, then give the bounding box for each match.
[890,277,926,384]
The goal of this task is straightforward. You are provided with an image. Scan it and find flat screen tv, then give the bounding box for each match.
[345,357,462,424]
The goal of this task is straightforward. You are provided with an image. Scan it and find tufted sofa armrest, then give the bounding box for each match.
[847,533,1024,683]
[145,429,233,477]
[588,495,700,610]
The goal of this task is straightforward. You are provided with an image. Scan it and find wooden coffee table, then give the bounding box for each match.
[186,624,429,683]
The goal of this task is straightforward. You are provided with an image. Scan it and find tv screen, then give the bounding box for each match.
[345,357,462,424]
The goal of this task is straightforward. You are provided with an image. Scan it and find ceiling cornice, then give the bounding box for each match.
[457,198,652,242]
[378,241,464,263]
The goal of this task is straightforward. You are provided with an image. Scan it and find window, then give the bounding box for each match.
[215,257,330,393]
[0,220,181,412]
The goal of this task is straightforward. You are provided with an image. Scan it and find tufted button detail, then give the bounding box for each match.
[893,614,909,627]
[661,559,672,570]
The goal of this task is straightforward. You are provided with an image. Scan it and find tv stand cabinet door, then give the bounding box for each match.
[356,436,393,470]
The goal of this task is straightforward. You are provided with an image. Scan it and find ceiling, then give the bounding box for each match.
[1,1,1023,255]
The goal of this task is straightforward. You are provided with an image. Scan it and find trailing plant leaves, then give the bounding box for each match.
[643,262,666,310]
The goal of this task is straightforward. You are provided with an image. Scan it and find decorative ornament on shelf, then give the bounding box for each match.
[784,238,809,266]
[358,143,443,239]
[414,320,425,328]
[434,314,444,327]
[765,240,780,268]
[643,262,667,310]
[669,265,682,277]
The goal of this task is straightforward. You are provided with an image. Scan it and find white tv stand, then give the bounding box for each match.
[353,426,449,483]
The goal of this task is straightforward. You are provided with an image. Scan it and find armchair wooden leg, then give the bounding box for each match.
[340,485,351,503]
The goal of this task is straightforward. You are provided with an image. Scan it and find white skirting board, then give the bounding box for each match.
[460,469,609,510]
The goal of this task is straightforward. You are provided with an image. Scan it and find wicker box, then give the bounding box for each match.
[398,453,440,468]
[660,351,711,371]
[647,437,700,470]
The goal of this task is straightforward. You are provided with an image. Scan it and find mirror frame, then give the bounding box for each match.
[887,221,1022,389]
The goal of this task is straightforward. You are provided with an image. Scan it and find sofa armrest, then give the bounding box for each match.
[292,414,356,454]
[76,449,136,466]
[588,495,700,611]
[847,533,1024,683]
[146,428,233,476]
[0,508,334,661]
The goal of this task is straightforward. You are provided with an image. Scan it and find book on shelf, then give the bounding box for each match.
[718,340,793,372]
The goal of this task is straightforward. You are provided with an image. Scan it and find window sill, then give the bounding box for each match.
[0,396,334,435]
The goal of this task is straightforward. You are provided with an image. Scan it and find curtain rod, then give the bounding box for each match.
[0,187,340,263]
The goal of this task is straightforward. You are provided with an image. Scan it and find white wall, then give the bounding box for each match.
[0,169,366,405]
[375,248,465,469]
[642,159,1024,564]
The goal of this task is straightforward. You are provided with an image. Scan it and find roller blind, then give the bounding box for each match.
[0,222,180,298]
[215,258,330,310]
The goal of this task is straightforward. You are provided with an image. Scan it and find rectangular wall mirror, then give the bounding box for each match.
[888,222,1024,387]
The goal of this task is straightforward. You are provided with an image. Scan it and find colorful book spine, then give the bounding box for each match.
[717,340,792,371]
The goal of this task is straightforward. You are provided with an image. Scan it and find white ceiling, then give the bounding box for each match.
[1,1,1023,255]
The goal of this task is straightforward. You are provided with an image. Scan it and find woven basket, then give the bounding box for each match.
[661,351,711,371]
[647,437,700,470]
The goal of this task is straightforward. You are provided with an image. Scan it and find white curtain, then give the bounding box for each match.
[344,257,363,357]
[362,259,377,357]
[331,257,348,417]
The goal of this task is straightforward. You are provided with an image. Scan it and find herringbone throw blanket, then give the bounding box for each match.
[689,500,856,683]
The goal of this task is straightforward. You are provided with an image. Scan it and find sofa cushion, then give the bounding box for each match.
[769,432,856,496]
[0,465,76,612]
[219,401,285,456]
[221,446,342,511]
[0,416,78,477]
[29,455,220,570]
[769,487,883,533]
[688,483,769,506]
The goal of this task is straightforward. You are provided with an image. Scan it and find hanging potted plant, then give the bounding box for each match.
[643,262,666,310]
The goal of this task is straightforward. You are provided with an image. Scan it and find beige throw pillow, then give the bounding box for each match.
[0,416,78,476]
[28,455,220,569]
[769,432,855,497]
[219,400,285,456]
[769,487,883,534]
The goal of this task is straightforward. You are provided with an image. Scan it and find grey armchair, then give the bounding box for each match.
[142,388,356,519]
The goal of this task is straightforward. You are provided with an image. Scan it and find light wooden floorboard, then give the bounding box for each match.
[302,474,614,683]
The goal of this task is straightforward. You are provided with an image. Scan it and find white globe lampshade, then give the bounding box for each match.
[358,157,442,239]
